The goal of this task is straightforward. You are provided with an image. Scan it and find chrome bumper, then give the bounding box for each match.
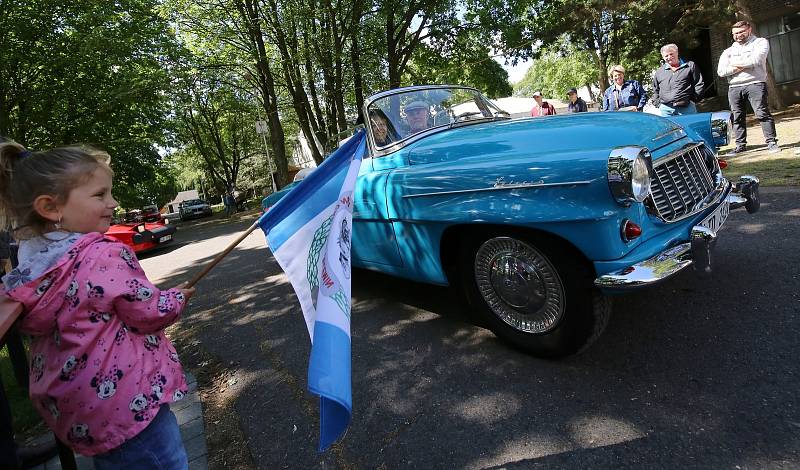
[728,175,760,213]
[594,176,759,290]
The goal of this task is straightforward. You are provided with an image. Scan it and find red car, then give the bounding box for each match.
[105,220,176,254]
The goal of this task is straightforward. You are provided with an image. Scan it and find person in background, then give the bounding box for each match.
[369,109,399,147]
[224,191,236,217]
[717,20,780,155]
[652,44,704,116]
[530,92,556,116]
[566,88,588,113]
[403,100,432,135]
[601,65,647,112]
[0,141,195,469]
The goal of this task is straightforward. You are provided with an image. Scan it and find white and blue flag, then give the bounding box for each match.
[257,129,365,451]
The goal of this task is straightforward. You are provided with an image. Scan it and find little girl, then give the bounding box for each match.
[0,141,195,469]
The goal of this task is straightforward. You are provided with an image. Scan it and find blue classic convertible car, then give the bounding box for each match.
[279,85,760,357]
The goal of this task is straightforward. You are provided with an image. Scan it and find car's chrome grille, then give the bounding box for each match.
[649,144,718,222]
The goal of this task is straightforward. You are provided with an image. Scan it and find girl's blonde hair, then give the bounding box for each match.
[0,140,112,238]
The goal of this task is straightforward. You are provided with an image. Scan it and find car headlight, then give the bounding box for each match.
[607,146,652,205]
[711,111,733,148]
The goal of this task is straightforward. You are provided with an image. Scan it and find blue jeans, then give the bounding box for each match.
[659,101,697,116]
[93,405,188,470]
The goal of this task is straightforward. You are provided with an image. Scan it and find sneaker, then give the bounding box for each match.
[728,145,746,156]
[767,142,781,154]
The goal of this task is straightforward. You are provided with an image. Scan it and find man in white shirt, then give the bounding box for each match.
[717,20,780,155]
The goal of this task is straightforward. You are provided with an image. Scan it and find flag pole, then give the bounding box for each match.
[185,220,260,288]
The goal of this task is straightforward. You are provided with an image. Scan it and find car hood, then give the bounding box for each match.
[405,113,687,165]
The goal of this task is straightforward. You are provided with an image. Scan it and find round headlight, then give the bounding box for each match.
[607,146,652,205]
[631,153,651,202]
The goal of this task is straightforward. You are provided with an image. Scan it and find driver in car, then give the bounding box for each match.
[404,100,431,136]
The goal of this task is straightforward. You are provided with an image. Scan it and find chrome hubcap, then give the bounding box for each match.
[474,237,564,333]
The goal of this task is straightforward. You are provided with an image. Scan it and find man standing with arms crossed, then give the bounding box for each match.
[717,20,780,155]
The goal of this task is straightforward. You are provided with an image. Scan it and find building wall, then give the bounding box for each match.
[709,2,800,108]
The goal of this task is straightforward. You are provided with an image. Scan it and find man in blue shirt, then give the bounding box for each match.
[601,65,647,112]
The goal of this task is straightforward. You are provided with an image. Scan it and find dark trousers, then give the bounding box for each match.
[727,82,777,146]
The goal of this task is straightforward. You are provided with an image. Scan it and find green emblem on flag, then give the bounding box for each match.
[307,215,333,298]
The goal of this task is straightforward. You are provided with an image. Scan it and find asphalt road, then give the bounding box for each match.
[140,187,800,469]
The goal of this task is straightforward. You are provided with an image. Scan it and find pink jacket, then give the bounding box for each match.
[6,233,188,456]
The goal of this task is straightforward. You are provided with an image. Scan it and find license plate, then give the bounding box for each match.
[699,199,730,233]
[159,234,172,243]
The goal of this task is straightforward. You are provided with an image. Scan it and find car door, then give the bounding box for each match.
[351,153,405,267]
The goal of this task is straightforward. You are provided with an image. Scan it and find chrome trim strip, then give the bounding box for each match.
[651,126,686,141]
[653,142,704,166]
[401,180,593,198]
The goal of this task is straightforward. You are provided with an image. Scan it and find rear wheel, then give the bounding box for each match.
[461,235,611,357]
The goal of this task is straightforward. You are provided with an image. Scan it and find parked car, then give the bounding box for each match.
[179,199,213,220]
[105,219,176,254]
[141,204,164,223]
[270,85,759,357]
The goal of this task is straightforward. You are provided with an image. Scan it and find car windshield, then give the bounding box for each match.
[366,86,508,152]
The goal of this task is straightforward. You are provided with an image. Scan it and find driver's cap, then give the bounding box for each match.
[405,100,429,111]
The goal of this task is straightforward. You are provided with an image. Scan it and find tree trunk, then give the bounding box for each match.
[765,62,785,111]
[386,9,402,89]
[322,0,348,133]
[262,0,325,164]
[235,0,289,187]
[595,50,608,95]
[303,33,328,147]
[350,0,365,123]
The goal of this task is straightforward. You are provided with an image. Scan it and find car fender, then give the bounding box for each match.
[384,146,635,262]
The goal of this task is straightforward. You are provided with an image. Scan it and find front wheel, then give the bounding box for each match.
[462,236,611,357]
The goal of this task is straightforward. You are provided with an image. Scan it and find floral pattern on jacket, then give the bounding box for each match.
[6,232,188,456]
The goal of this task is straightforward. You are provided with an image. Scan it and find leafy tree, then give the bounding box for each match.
[514,36,598,100]
[165,0,293,186]
[0,0,183,208]
[407,30,513,98]
[474,0,736,95]
[174,71,262,197]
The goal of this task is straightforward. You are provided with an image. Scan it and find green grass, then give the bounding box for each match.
[1,344,45,439]
[724,152,800,187]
